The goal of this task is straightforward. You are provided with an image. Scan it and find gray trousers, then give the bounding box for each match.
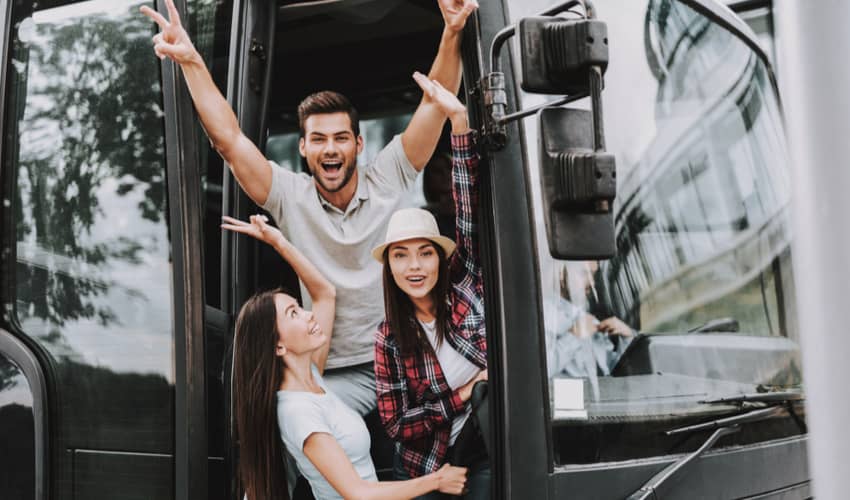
[322,361,378,416]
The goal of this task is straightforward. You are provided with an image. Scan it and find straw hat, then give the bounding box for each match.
[372,208,456,262]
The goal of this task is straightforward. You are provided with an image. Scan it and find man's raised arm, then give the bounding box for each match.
[141,0,273,206]
[401,0,478,171]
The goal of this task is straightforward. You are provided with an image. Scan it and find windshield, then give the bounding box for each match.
[505,0,802,463]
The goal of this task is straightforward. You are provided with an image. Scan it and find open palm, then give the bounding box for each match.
[413,71,466,120]
[437,0,479,33]
[221,215,285,248]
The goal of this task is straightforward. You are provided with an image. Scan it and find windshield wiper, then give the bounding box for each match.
[700,389,803,405]
[665,405,786,436]
[626,405,788,500]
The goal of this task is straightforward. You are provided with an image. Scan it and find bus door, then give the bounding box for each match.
[467,0,808,498]
[0,0,210,498]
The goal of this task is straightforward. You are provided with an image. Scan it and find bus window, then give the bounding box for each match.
[184,0,234,469]
[505,0,802,466]
[187,0,234,311]
[4,0,174,473]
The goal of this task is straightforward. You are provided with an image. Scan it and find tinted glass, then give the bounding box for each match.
[6,0,173,452]
[0,355,35,499]
[188,0,233,310]
[505,0,801,464]
[186,0,233,463]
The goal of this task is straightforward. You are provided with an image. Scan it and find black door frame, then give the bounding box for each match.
[463,2,552,498]
[0,0,54,498]
[155,0,208,498]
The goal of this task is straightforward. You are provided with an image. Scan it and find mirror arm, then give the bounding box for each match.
[590,65,605,152]
[497,92,588,125]
[481,0,594,151]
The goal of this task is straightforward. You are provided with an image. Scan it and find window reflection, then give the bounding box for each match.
[507,0,801,463]
[5,0,174,451]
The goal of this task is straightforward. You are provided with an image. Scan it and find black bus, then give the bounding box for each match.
[0,0,808,498]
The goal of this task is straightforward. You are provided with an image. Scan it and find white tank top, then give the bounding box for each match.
[420,319,478,445]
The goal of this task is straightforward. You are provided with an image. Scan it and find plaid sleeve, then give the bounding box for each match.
[375,325,465,442]
[448,131,481,290]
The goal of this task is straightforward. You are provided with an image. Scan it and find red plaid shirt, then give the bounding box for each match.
[375,131,487,477]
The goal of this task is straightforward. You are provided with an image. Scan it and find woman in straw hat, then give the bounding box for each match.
[220,213,467,500]
[373,73,489,499]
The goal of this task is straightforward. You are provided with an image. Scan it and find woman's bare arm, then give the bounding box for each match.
[221,215,335,372]
[303,433,466,500]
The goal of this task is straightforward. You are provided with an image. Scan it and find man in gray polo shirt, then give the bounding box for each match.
[143,0,479,415]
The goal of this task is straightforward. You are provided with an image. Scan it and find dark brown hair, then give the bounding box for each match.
[382,244,452,355]
[297,90,360,137]
[232,288,290,500]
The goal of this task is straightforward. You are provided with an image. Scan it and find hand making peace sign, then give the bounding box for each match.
[140,0,199,65]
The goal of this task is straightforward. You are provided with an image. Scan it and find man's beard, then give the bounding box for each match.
[314,160,357,193]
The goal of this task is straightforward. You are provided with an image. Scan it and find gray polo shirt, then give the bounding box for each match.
[262,135,418,369]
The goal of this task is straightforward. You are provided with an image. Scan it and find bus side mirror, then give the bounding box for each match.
[519,16,609,95]
[539,108,616,259]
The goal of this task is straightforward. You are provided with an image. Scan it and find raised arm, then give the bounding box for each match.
[303,433,466,500]
[401,0,478,170]
[141,0,272,206]
[221,215,336,372]
[412,74,480,287]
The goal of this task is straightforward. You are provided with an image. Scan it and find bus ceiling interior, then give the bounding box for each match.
[270,0,447,133]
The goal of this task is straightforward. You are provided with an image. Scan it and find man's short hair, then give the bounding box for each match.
[297,91,360,138]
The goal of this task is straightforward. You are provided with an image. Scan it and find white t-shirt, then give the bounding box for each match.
[263,135,419,369]
[420,319,478,445]
[277,366,377,500]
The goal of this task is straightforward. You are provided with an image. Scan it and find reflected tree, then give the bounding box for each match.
[0,357,22,393]
[10,4,168,334]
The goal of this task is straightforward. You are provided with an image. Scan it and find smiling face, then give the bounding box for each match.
[388,238,442,302]
[299,112,363,199]
[273,293,325,357]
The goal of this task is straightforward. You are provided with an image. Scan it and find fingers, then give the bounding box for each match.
[140,5,169,30]
[412,71,437,98]
[153,38,185,62]
[221,215,249,226]
[220,224,253,235]
[165,0,182,26]
[461,0,479,18]
[221,215,252,234]
[249,214,270,230]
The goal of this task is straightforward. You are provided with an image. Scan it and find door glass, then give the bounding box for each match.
[187,0,233,310]
[186,0,233,462]
[5,0,174,452]
[504,0,800,464]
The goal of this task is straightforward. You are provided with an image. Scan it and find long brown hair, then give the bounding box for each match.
[232,289,289,500]
[382,243,451,355]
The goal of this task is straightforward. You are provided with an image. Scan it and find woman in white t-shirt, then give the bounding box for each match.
[222,215,467,500]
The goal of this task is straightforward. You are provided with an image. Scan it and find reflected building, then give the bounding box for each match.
[604,0,796,339]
